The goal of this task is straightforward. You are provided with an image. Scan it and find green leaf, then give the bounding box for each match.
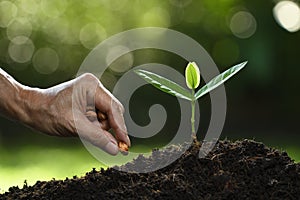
[195,61,247,100]
[185,62,201,89]
[134,69,193,101]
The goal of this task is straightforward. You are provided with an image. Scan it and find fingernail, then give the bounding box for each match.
[104,142,119,155]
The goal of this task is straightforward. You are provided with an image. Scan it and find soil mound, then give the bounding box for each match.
[1,139,300,200]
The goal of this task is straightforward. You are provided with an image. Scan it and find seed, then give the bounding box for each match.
[97,112,107,121]
[118,141,129,155]
[86,106,107,121]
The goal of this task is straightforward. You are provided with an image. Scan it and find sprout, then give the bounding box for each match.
[135,61,247,140]
[185,62,200,89]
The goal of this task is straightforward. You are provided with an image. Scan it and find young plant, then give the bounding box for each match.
[134,61,247,140]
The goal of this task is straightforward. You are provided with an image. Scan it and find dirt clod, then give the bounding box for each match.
[1,139,300,200]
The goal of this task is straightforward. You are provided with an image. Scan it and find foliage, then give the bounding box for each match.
[135,61,247,138]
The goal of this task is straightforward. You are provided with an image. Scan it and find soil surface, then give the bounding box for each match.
[1,139,300,200]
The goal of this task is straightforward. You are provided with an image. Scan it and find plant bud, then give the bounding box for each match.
[185,62,200,89]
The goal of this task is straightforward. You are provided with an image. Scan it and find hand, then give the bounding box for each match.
[20,73,131,155]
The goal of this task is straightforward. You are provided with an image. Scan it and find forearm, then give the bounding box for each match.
[0,68,38,124]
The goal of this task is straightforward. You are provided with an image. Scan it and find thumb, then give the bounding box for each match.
[75,113,119,155]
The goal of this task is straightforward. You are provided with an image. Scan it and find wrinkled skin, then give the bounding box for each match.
[0,68,130,155]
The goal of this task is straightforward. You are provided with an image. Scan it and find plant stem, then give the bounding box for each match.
[191,90,196,140]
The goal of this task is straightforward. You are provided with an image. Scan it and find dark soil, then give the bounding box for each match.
[1,139,300,200]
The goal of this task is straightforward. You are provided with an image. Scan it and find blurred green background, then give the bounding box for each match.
[1,0,300,193]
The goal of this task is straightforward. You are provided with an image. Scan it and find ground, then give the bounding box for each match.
[1,139,299,200]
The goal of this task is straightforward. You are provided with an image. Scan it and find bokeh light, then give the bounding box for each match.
[102,0,128,11]
[17,0,40,14]
[41,0,67,18]
[139,7,171,27]
[230,11,257,39]
[106,46,134,74]
[6,18,32,41]
[273,1,300,32]
[80,23,107,49]
[0,1,18,28]
[43,18,78,45]
[8,36,34,63]
[33,48,59,74]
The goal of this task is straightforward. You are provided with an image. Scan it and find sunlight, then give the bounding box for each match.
[273,1,300,32]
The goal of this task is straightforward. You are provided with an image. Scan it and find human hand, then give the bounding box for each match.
[20,73,131,155]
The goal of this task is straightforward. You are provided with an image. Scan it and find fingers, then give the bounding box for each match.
[76,114,119,155]
[85,109,110,130]
[78,74,131,148]
[95,85,131,147]
[91,119,110,130]
[108,100,131,146]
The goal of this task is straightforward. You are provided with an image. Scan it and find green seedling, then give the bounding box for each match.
[134,61,247,140]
